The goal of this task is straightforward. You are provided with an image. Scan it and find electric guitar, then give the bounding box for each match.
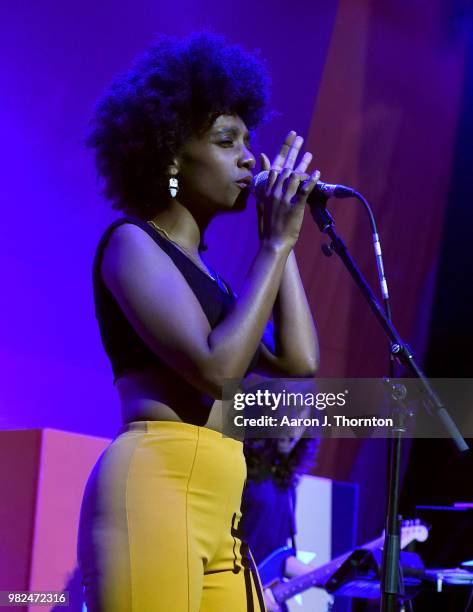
[258,520,428,610]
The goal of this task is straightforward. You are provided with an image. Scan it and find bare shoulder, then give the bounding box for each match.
[100,221,168,288]
[99,219,208,328]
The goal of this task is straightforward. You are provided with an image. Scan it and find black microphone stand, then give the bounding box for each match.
[309,194,469,611]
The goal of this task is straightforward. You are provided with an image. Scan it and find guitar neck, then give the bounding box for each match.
[271,535,384,604]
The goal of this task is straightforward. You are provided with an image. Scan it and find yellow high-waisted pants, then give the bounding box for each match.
[78,421,265,611]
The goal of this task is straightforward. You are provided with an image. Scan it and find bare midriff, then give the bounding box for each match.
[115,364,225,432]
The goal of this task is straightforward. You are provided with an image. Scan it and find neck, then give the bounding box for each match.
[149,199,211,256]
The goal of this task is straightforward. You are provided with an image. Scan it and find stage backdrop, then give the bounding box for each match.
[1,0,471,545]
[0,0,338,437]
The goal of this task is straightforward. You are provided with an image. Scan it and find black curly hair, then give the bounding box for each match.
[244,437,320,489]
[87,32,270,217]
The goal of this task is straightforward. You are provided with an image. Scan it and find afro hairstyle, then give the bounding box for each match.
[87,32,270,216]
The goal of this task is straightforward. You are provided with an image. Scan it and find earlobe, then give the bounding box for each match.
[168,159,179,176]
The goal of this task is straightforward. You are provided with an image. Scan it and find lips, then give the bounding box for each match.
[235,176,253,190]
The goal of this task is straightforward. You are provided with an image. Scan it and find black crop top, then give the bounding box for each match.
[93,217,261,383]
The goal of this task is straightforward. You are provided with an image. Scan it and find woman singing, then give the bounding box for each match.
[78,32,320,611]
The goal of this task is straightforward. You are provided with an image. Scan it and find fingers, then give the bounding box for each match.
[264,588,280,612]
[271,130,314,176]
[271,167,294,200]
[295,151,312,174]
[265,162,320,205]
[272,167,320,207]
[261,130,320,212]
[296,168,321,203]
[271,131,297,171]
[281,170,311,203]
[283,135,303,170]
[265,169,279,196]
[260,152,271,171]
[272,168,307,203]
[258,163,321,248]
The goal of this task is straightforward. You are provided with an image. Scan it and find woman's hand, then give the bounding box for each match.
[257,131,320,251]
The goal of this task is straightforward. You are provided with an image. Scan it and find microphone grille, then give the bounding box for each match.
[252,170,271,190]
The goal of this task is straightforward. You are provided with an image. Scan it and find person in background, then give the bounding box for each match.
[240,380,320,611]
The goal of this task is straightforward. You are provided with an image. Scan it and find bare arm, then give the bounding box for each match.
[255,135,320,377]
[284,555,314,578]
[271,250,319,375]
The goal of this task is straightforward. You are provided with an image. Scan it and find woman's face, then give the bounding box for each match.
[175,114,256,215]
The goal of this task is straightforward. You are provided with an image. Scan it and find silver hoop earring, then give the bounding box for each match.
[169,176,179,198]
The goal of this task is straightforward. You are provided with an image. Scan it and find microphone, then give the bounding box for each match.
[252,170,356,200]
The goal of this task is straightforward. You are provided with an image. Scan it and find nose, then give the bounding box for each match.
[238,145,256,170]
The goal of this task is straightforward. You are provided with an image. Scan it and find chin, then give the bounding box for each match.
[230,189,251,212]
[211,188,250,215]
